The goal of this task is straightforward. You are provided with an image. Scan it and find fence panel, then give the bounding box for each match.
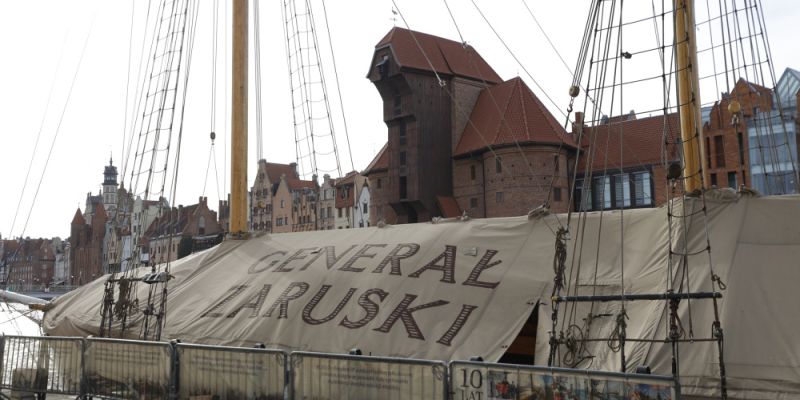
[291,351,447,400]
[0,335,83,396]
[450,361,677,400]
[83,337,173,399]
[176,343,285,400]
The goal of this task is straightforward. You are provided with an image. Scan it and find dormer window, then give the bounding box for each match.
[376,54,389,79]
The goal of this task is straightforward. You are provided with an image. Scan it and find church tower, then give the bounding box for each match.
[102,156,118,214]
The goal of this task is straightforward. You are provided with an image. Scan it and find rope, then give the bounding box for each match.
[254,0,264,161]
[469,0,567,119]
[7,37,66,240]
[319,0,355,172]
[14,15,94,247]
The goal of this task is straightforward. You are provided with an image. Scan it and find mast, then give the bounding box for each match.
[674,0,706,192]
[230,0,249,236]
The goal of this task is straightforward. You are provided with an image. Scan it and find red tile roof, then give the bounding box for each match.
[262,161,315,192]
[71,208,85,225]
[436,196,462,218]
[264,162,299,182]
[288,179,317,191]
[363,143,389,176]
[375,27,502,84]
[577,113,681,171]
[454,77,575,157]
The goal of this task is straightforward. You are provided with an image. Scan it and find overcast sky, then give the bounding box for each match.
[1,0,798,239]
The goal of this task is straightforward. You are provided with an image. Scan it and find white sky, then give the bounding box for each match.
[1,0,798,239]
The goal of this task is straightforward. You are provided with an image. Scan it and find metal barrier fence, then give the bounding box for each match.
[291,351,447,400]
[450,360,678,400]
[176,343,285,400]
[0,337,678,399]
[82,337,173,399]
[0,335,83,397]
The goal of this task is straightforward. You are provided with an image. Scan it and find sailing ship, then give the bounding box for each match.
[8,0,800,399]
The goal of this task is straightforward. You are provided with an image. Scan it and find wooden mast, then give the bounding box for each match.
[674,0,706,192]
[230,0,248,236]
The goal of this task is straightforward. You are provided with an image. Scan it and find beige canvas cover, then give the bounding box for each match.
[43,193,800,398]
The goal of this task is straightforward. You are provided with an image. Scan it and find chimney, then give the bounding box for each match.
[572,111,585,135]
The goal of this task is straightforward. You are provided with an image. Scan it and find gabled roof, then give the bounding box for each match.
[436,196,462,218]
[71,208,86,225]
[288,179,317,191]
[776,67,800,101]
[363,143,389,176]
[375,27,501,84]
[577,113,681,171]
[144,204,202,238]
[454,77,575,157]
[263,162,299,182]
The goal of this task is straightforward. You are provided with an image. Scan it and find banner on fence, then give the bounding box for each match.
[83,338,172,398]
[177,344,284,399]
[0,336,83,395]
[292,352,446,400]
[450,362,676,400]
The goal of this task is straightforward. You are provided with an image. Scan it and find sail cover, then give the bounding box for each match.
[43,193,800,398]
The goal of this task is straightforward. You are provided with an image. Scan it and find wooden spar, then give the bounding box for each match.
[230,0,248,236]
[674,0,706,192]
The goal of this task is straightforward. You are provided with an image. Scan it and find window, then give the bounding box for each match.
[710,173,718,186]
[377,178,382,189]
[280,199,285,208]
[495,157,502,174]
[714,136,725,168]
[553,155,559,172]
[398,121,407,146]
[592,176,612,210]
[553,187,562,202]
[496,191,504,203]
[706,137,712,169]
[198,216,206,235]
[320,208,325,218]
[470,198,478,208]
[737,132,745,165]
[728,171,737,189]
[399,176,408,199]
[633,171,652,206]
[338,208,343,218]
[363,202,368,214]
[327,206,332,218]
[399,151,407,166]
[613,174,631,208]
[470,165,476,180]
[393,92,402,115]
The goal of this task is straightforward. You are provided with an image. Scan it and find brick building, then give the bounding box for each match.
[69,204,107,285]
[364,27,575,222]
[572,112,681,211]
[1,238,60,291]
[143,197,223,265]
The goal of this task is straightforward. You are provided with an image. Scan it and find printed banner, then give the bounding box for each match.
[292,352,446,400]
[450,362,675,400]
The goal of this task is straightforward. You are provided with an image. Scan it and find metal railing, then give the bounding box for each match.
[291,351,448,400]
[0,336,677,399]
[0,336,83,397]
